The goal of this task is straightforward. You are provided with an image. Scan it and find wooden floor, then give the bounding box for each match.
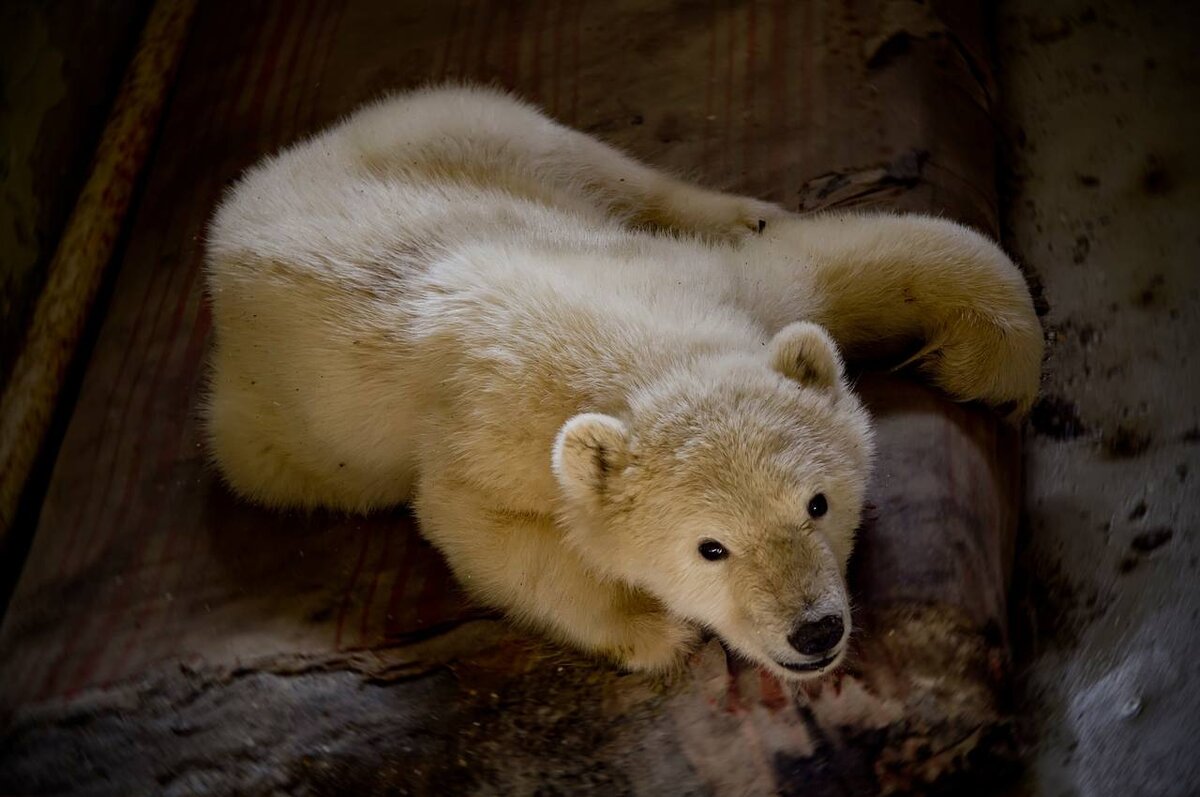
[0,1,1023,793]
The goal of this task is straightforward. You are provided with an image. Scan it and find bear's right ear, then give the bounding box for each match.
[769,321,845,393]
[552,413,630,504]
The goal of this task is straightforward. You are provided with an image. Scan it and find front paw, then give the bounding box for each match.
[908,303,1045,418]
[699,193,787,241]
[657,186,786,242]
[618,612,701,673]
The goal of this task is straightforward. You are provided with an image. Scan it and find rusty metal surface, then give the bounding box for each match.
[0,1,1020,794]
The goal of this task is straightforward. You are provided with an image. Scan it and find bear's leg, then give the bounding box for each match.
[353,87,782,241]
[554,127,785,240]
[738,212,1045,415]
[207,385,330,509]
[207,361,413,512]
[414,477,699,671]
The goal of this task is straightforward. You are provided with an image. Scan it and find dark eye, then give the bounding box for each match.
[698,540,729,561]
[807,493,828,518]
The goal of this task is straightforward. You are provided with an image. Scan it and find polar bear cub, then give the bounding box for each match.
[205,85,1042,680]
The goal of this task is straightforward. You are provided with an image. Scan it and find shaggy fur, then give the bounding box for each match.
[205,85,1042,679]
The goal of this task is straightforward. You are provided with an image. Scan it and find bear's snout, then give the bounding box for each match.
[787,614,845,658]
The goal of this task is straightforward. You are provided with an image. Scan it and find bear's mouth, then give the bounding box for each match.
[776,655,838,673]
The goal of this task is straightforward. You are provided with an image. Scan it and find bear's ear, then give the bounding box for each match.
[769,322,845,393]
[552,413,630,503]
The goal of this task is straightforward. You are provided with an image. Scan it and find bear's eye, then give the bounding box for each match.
[807,493,828,518]
[698,540,729,561]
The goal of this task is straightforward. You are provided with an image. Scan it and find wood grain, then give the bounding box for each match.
[0,0,197,544]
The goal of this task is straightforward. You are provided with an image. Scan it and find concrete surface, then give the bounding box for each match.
[997,2,1200,795]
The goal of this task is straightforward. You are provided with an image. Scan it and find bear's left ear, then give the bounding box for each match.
[769,322,845,393]
[552,413,630,504]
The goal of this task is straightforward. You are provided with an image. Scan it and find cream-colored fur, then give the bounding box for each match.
[205,85,1042,680]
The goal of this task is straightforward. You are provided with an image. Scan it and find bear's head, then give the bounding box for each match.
[552,321,874,680]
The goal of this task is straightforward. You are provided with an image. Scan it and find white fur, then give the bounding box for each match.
[205,85,1042,678]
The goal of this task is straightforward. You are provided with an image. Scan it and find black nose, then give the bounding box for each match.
[788,615,845,657]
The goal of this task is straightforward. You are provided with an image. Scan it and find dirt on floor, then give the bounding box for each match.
[997,1,1200,795]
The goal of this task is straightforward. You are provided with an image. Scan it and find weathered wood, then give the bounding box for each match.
[0,2,1024,794]
[0,0,197,546]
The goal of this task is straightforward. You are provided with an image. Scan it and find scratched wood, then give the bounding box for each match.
[0,1,1020,793]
